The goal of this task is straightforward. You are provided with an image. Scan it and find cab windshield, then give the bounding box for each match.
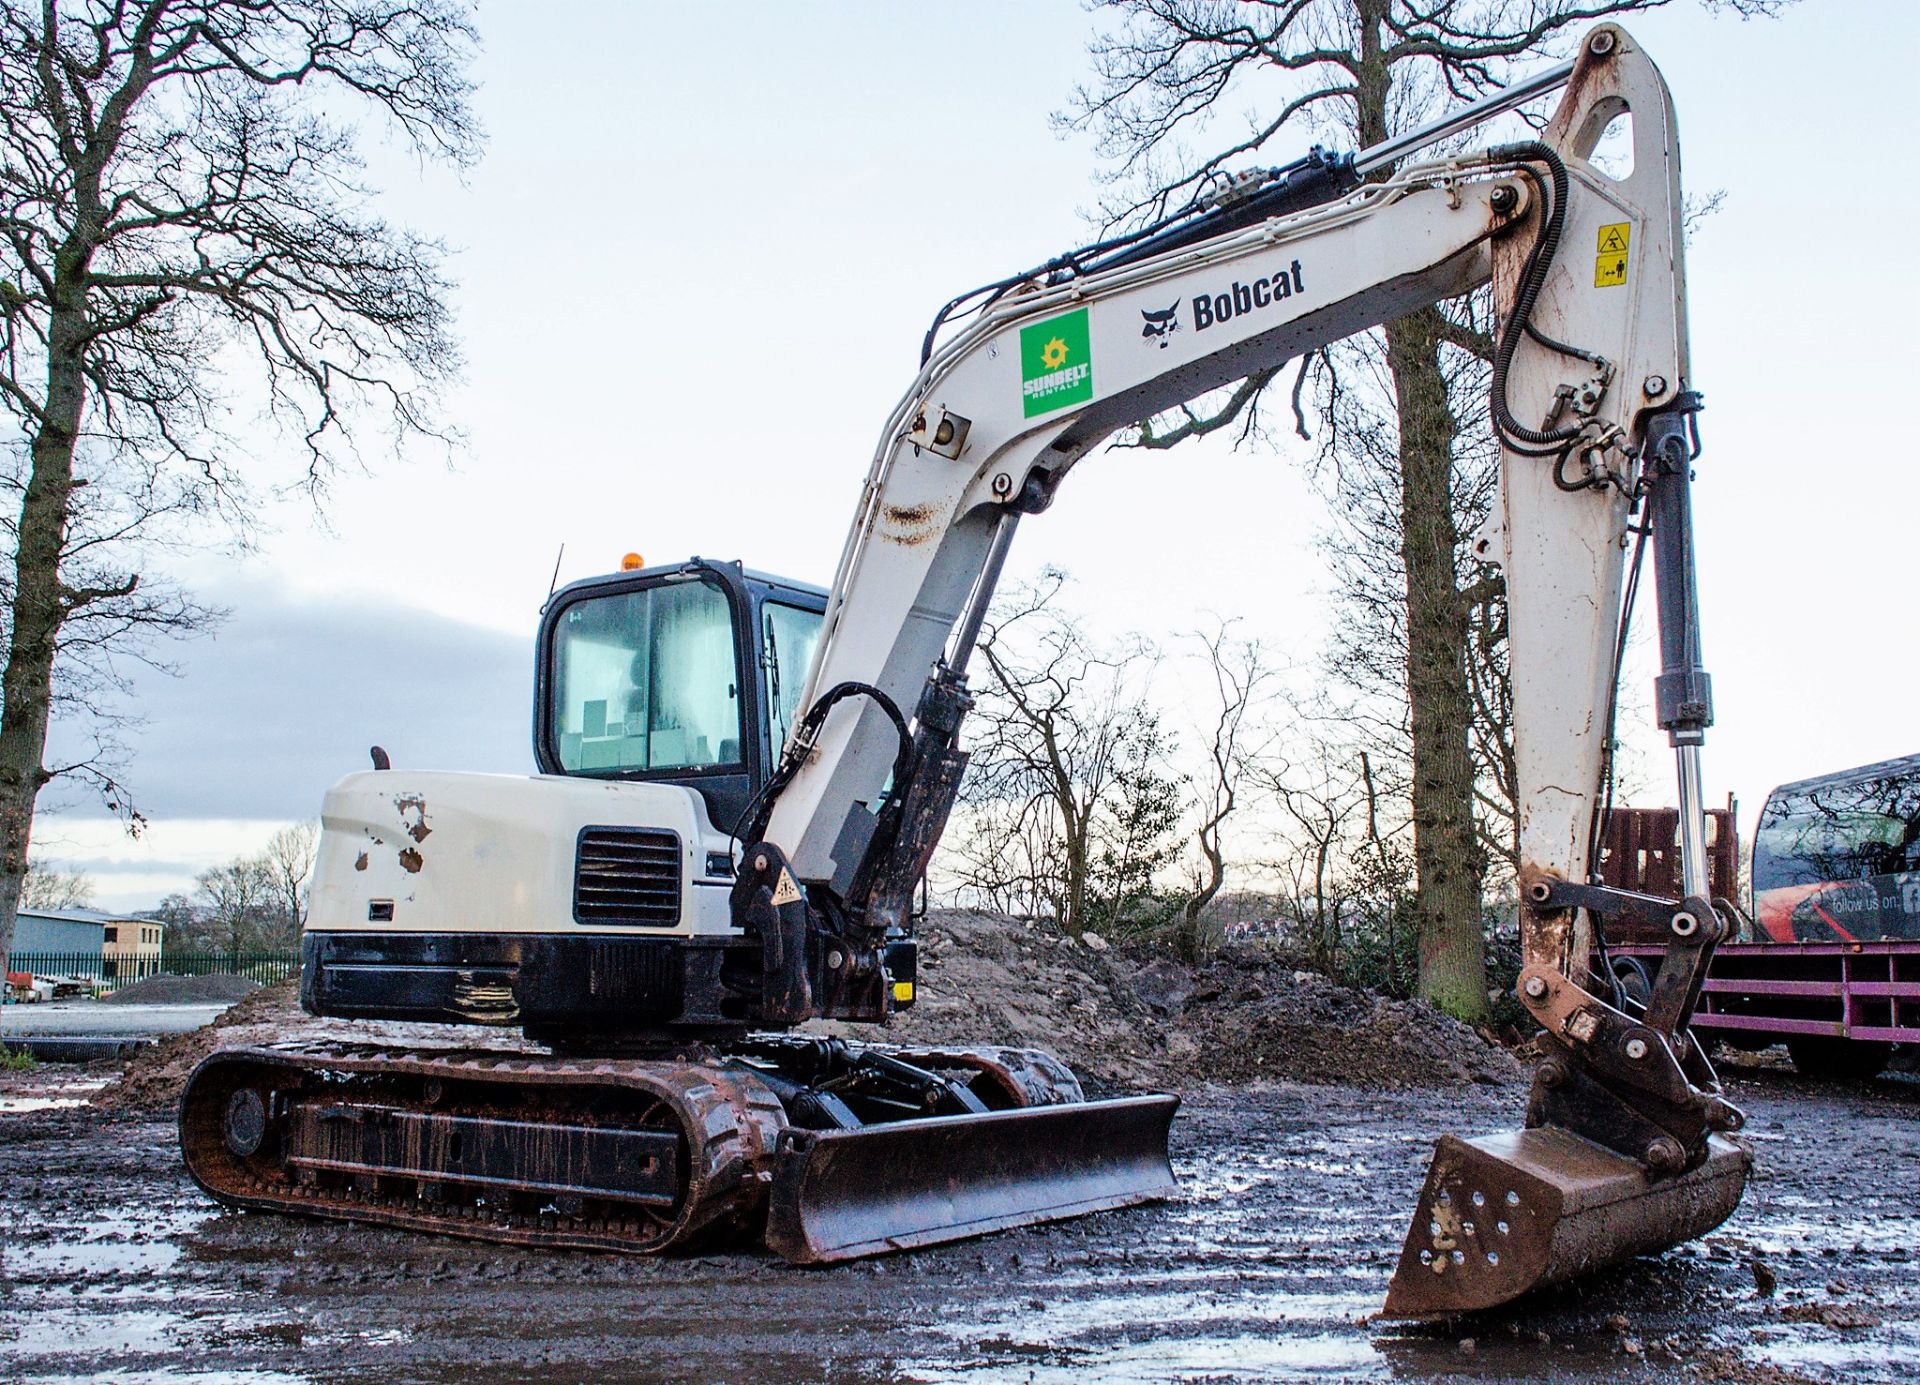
[551,577,743,774]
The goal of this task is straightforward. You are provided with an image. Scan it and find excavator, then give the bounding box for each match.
[181,25,1750,1317]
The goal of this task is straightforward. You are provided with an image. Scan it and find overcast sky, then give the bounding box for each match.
[31,0,1920,911]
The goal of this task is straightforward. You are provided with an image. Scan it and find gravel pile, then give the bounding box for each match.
[101,974,261,1006]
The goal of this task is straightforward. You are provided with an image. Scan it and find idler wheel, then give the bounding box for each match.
[224,1088,268,1157]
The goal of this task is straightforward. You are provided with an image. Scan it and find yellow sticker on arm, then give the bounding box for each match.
[1594,222,1630,287]
[770,870,801,906]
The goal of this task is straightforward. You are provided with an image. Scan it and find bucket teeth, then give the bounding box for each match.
[1382,1129,1749,1319]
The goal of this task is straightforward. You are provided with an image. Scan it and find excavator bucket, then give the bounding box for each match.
[765,1093,1179,1264]
[1382,1128,1750,1318]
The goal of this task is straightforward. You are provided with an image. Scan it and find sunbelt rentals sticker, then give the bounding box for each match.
[1020,309,1093,417]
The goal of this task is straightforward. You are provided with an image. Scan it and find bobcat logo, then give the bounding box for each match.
[1140,302,1180,347]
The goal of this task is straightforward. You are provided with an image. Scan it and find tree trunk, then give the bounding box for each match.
[1178,835,1225,961]
[1386,306,1488,1022]
[0,270,88,963]
[1062,807,1090,938]
[1352,0,1487,1022]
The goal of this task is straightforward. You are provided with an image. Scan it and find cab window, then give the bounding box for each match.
[763,601,823,763]
[552,578,743,773]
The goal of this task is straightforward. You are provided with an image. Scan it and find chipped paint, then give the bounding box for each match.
[398,848,424,874]
[880,501,942,547]
[353,852,369,872]
[394,795,433,843]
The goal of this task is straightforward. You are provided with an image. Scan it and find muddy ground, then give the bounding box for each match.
[3,1061,1916,1384]
[4,916,1916,1382]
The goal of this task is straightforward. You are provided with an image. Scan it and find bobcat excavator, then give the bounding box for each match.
[181,25,1750,1316]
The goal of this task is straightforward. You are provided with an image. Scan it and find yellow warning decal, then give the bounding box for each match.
[771,870,802,906]
[892,981,915,1004]
[1594,221,1630,287]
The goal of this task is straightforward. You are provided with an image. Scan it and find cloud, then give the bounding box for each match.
[43,579,533,822]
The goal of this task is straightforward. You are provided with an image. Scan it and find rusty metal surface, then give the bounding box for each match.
[884,1044,1086,1107]
[1382,1128,1749,1318]
[765,1093,1180,1265]
[1595,806,1739,936]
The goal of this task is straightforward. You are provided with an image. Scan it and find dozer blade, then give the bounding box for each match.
[765,1092,1179,1264]
[1382,1128,1749,1318]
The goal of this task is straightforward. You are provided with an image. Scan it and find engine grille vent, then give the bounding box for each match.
[573,827,682,927]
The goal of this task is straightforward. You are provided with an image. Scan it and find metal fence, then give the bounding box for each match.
[5,951,299,994]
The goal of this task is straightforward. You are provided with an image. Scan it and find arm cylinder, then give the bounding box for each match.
[1644,393,1714,900]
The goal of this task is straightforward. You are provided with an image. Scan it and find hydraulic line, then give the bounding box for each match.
[1485,141,1583,456]
[736,682,912,847]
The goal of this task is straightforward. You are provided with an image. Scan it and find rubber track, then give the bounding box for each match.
[180,1042,787,1255]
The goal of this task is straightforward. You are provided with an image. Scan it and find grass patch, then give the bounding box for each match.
[1,1044,37,1072]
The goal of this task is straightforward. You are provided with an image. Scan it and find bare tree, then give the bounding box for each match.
[1176,619,1275,959]
[1064,0,1777,1021]
[947,570,1183,937]
[20,859,92,909]
[0,1,480,964]
[1259,746,1366,970]
[258,820,316,946]
[195,854,277,954]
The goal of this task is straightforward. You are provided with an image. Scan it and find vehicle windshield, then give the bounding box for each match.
[1751,761,1920,942]
[1753,772,1920,892]
[551,577,743,774]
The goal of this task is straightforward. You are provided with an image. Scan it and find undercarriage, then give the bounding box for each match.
[179,1036,1179,1265]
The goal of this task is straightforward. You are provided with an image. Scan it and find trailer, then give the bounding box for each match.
[1596,773,1920,1079]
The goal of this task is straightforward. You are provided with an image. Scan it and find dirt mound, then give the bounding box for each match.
[814,909,1169,1088]
[821,910,1520,1092]
[92,981,556,1113]
[89,912,1519,1107]
[1164,943,1523,1089]
[93,982,303,1111]
[101,973,261,1006]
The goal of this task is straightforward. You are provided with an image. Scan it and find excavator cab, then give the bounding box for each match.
[533,558,826,839]
[293,557,856,1044]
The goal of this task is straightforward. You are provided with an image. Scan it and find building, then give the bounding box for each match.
[8,909,161,979]
[100,913,164,977]
[10,909,107,959]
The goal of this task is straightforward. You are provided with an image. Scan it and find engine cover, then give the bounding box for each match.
[309,769,738,940]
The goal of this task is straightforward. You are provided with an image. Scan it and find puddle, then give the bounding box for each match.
[909,1329,1378,1382]
[934,1283,1379,1339]
[0,1096,91,1113]
[0,1076,108,1114]
[14,1373,312,1385]
[3,1308,188,1358]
